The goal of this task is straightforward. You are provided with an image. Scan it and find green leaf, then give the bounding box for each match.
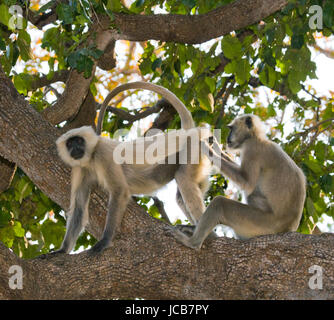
[263,48,276,68]
[0,4,10,27]
[259,65,276,88]
[267,104,277,117]
[323,2,334,28]
[152,58,162,71]
[224,61,235,74]
[0,211,11,227]
[135,0,145,7]
[13,74,31,95]
[225,59,251,85]
[304,158,322,174]
[306,197,317,219]
[41,27,59,50]
[0,37,6,51]
[288,71,302,94]
[234,59,251,85]
[291,34,304,49]
[204,77,216,93]
[221,35,243,60]
[56,3,76,25]
[17,30,31,61]
[13,222,25,238]
[108,0,123,12]
[88,49,103,60]
[0,227,15,248]
[78,55,94,78]
[330,137,334,146]
[319,174,333,194]
[197,89,214,112]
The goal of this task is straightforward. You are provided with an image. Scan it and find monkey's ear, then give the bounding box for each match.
[245,116,252,129]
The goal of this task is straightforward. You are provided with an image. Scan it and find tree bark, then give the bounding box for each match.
[105,0,288,44]
[0,156,16,193]
[1,230,333,299]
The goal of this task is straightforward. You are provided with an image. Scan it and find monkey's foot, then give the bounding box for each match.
[38,248,66,259]
[88,238,110,255]
[175,224,195,236]
[166,227,201,251]
[175,225,218,240]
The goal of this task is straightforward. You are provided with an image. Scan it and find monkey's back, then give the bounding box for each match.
[258,140,306,229]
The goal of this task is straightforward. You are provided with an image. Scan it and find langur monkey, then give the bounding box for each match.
[170,114,306,250]
[55,82,212,254]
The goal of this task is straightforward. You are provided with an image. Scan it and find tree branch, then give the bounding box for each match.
[0,156,16,193]
[41,31,114,125]
[102,99,168,124]
[1,231,334,299]
[62,90,97,131]
[293,118,334,137]
[27,0,287,44]
[108,0,287,44]
[29,70,70,91]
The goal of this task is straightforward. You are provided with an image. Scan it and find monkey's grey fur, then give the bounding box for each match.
[171,114,306,250]
[56,82,212,254]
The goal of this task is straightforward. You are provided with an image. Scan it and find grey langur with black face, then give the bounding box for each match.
[171,114,306,250]
[55,82,212,254]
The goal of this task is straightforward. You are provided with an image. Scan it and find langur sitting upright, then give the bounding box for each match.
[171,114,306,250]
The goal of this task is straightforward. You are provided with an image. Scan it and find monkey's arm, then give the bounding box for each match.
[209,136,233,163]
[201,141,260,193]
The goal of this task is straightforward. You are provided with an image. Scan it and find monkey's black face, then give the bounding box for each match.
[227,125,237,148]
[227,125,233,145]
[66,136,86,160]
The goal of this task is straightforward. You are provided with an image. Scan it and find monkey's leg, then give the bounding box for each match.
[172,196,274,250]
[89,189,131,254]
[59,183,91,254]
[176,189,196,225]
[175,166,206,224]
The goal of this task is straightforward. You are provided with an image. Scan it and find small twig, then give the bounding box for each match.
[97,99,166,125]
[301,84,321,104]
[293,118,334,137]
[214,79,235,127]
[293,120,333,158]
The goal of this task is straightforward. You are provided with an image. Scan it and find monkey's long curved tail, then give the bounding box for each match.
[96,81,194,135]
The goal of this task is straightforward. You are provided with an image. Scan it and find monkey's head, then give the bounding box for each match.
[227,114,265,149]
[56,126,99,167]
